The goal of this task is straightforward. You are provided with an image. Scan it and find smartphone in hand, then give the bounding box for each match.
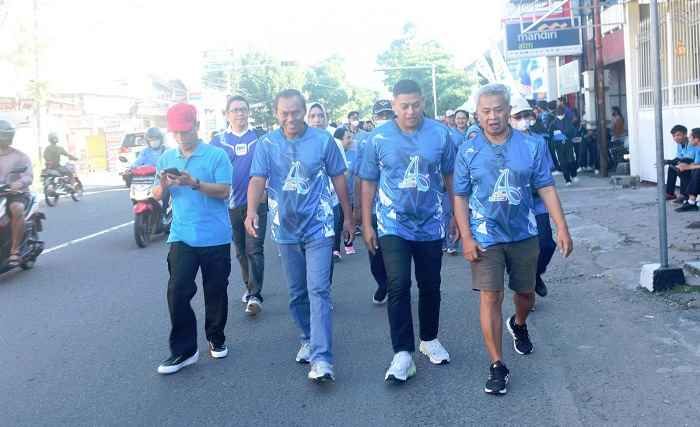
[163,167,181,176]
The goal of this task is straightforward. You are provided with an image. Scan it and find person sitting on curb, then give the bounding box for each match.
[665,124,694,203]
[674,128,700,212]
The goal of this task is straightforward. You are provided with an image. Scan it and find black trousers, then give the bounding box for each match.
[379,235,443,353]
[687,169,700,196]
[536,214,556,280]
[230,203,267,300]
[167,242,231,357]
[666,159,693,196]
[368,216,387,291]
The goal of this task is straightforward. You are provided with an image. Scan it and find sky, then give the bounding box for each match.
[2,0,507,93]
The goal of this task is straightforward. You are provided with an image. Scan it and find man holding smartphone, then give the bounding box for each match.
[153,103,234,375]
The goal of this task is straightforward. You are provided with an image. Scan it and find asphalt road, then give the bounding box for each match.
[1,185,698,426]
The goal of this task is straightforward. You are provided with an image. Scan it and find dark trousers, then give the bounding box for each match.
[379,235,443,353]
[554,142,577,182]
[536,214,556,280]
[547,139,561,171]
[230,203,267,300]
[666,160,692,196]
[332,204,343,252]
[687,169,700,196]
[167,242,231,357]
[368,215,387,291]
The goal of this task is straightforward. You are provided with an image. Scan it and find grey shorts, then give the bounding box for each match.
[470,237,540,293]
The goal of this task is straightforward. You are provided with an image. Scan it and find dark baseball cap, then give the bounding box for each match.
[167,103,197,132]
[372,99,392,115]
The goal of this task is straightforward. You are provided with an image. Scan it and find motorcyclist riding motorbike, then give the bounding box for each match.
[43,132,78,175]
[0,120,34,267]
[132,127,169,211]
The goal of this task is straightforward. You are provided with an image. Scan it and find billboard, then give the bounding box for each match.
[505,17,582,59]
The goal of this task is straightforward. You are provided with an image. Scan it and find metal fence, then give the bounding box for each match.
[639,0,700,108]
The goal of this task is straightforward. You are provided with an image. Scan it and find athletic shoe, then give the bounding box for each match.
[535,277,548,297]
[446,248,457,255]
[565,181,572,186]
[373,287,388,305]
[507,315,534,355]
[344,244,356,255]
[308,361,335,383]
[333,250,342,260]
[675,201,699,212]
[295,342,311,364]
[241,290,250,303]
[552,170,562,176]
[157,350,199,375]
[419,339,450,365]
[484,361,510,395]
[573,177,580,183]
[245,296,262,316]
[384,351,416,383]
[208,342,228,359]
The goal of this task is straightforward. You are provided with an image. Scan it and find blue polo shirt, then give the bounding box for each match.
[358,118,455,241]
[210,128,259,208]
[677,142,696,160]
[454,130,554,248]
[133,146,165,167]
[156,141,233,247]
[250,126,347,244]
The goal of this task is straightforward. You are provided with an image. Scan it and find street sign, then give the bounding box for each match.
[558,59,580,96]
[505,17,582,59]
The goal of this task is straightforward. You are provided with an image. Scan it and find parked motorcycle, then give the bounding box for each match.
[41,163,84,207]
[0,168,45,273]
[122,163,171,248]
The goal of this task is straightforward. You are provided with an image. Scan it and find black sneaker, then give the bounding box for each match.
[507,315,533,355]
[535,276,548,297]
[373,286,388,305]
[484,361,510,395]
[675,202,699,212]
[157,350,199,375]
[209,342,228,359]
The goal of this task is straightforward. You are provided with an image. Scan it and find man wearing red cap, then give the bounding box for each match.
[153,103,234,375]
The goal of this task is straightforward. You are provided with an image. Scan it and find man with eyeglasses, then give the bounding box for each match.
[453,84,572,395]
[211,95,267,316]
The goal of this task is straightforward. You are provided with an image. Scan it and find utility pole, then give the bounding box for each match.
[593,0,609,176]
[32,0,42,164]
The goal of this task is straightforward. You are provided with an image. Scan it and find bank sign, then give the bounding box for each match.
[505,18,582,59]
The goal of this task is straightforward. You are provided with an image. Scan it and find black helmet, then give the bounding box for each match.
[145,127,163,141]
[48,132,59,144]
[0,119,16,143]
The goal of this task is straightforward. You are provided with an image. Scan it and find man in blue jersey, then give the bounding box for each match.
[246,89,353,383]
[359,80,456,383]
[674,127,700,212]
[665,125,694,203]
[211,95,267,316]
[453,84,572,395]
[153,103,233,375]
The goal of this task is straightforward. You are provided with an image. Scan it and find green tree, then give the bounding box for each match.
[376,22,475,118]
[302,55,350,121]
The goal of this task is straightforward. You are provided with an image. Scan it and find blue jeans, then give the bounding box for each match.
[278,237,334,364]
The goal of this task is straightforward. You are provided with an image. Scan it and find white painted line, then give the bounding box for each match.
[83,188,129,196]
[43,220,134,254]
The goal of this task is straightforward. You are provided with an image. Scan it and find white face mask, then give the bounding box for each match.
[511,119,530,132]
[556,115,565,121]
[351,120,360,128]
[528,119,536,127]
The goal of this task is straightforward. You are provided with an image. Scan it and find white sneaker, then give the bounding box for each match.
[295,342,311,364]
[308,361,335,383]
[419,339,451,365]
[565,182,572,186]
[385,351,416,383]
[157,350,199,375]
[552,170,562,176]
[573,177,580,183]
[245,296,262,316]
[241,290,249,303]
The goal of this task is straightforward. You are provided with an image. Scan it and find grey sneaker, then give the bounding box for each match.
[241,290,250,303]
[245,296,262,316]
[295,342,311,364]
[308,361,335,383]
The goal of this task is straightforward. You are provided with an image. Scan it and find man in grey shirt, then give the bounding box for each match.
[0,120,34,267]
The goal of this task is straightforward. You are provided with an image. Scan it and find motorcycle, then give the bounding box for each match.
[122,163,171,248]
[0,168,45,273]
[41,162,84,207]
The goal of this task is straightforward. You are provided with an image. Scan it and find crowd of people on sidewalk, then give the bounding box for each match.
[137,79,573,396]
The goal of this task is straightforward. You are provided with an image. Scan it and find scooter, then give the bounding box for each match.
[121,161,171,248]
[41,162,84,207]
[0,168,45,273]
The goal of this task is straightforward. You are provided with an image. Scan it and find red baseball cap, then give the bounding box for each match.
[167,103,197,132]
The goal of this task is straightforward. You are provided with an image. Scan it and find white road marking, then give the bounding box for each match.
[43,221,134,254]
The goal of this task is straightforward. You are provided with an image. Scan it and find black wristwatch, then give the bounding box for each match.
[191,178,201,190]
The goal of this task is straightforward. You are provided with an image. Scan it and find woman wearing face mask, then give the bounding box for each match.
[510,98,556,302]
[548,106,578,185]
[133,127,167,167]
